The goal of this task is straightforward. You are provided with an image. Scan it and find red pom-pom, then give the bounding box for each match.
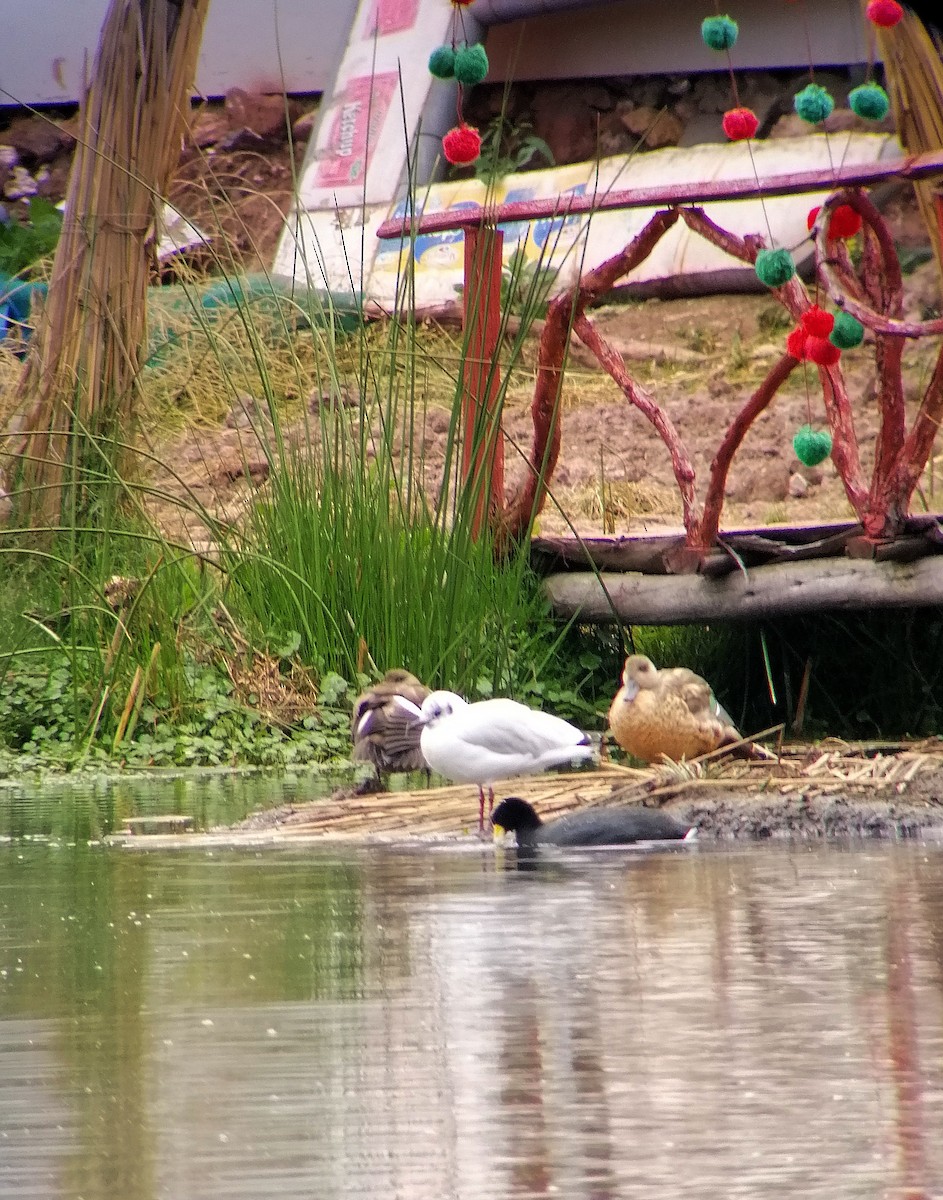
[801,305,835,337]
[442,124,482,165]
[451,0,476,5]
[867,0,903,26]
[722,107,759,141]
[828,205,862,239]
[807,204,863,240]
[806,335,842,366]
[786,327,809,360]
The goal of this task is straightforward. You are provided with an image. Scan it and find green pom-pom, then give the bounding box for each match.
[794,83,835,124]
[755,248,796,288]
[830,311,865,349]
[793,425,833,467]
[849,83,890,122]
[428,45,456,79]
[701,15,738,50]
[454,43,489,87]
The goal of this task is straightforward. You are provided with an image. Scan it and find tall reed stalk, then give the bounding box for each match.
[7,0,211,527]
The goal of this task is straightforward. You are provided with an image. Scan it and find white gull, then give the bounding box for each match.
[396,689,595,830]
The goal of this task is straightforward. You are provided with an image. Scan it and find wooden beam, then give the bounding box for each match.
[376,150,943,241]
[461,224,504,536]
[544,555,943,624]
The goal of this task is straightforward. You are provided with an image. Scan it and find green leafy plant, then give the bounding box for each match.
[501,247,558,317]
[0,197,63,276]
[471,113,555,182]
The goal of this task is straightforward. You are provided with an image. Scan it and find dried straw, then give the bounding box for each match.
[871,4,943,280]
[6,0,211,525]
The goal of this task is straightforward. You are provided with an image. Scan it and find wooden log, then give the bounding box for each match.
[844,535,930,563]
[723,527,861,563]
[530,519,867,574]
[530,535,683,575]
[543,555,943,624]
[661,544,737,576]
[532,518,943,575]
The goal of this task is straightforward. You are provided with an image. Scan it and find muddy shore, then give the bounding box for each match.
[227,745,943,843]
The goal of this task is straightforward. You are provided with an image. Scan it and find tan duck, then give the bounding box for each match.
[351,669,431,778]
[608,654,741,763]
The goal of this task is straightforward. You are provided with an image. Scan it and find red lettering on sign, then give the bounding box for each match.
[315,72,399,188]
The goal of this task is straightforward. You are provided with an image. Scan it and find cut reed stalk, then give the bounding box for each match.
[7,0,211,527]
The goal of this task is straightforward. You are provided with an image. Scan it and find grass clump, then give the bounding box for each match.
[0,194,596,768]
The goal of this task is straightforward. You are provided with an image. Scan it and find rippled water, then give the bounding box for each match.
[2,827,943,1199]
[0,767,356,840]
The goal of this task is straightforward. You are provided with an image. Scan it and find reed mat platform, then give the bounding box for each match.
[106,741,943,848]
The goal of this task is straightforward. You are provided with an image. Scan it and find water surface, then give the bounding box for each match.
[1,820,942,1199]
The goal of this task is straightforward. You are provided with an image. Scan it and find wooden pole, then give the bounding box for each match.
[461,224,504,537]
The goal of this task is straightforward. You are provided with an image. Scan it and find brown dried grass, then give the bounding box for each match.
[873,5,943,277]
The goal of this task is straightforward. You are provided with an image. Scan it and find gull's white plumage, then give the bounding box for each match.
[398,690,594,829]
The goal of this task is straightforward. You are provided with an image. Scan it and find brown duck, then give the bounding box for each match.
[608,654,742,763]
[351,669,431,778]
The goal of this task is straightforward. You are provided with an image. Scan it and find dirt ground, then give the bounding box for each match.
[144,250,943,550]
[5,93,942,547]
[510,270,943,538]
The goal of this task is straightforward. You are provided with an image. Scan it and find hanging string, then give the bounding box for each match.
[430,1,489,167]
[701,14,778,247]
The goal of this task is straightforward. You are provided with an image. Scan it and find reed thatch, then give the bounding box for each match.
[871,4,943,277]
[6,0,211,526]
[103,743,943,845]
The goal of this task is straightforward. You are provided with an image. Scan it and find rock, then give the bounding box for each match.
[690,74,731,115]
[221,89,302,149]
[790,460,825,487]
[596,111,634,157]
[209,450,270,487]
[769,106,896,139]
[224,393,273,429]
[188,106,231,149]
[424,407,453,435]
[666,76,692,98]
[621,77,667,109]
[307,383,361,412]
[731,460,791,503]
[33,153,71,200]
[618,104,684,149]
[3,166,38,200]
[2,115,74,164]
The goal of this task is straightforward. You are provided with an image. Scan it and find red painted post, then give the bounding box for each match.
[461,224,504,536]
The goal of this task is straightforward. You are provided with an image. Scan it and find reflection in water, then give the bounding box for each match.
[1,836,942,1199]
[0,768,358,841]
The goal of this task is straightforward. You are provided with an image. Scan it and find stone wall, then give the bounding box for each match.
[462,67,894,170]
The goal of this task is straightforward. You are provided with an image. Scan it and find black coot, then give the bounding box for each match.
[491,796,695,850]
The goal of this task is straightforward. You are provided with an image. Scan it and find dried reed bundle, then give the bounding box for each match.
[871,4,943,277]
[7,0,211,525]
